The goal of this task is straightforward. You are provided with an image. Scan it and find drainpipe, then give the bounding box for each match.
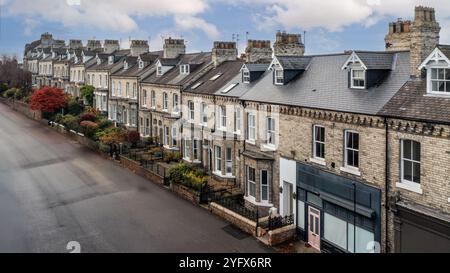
[384,116,389,253]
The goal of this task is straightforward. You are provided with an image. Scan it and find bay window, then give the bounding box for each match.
[247,166,256,198]
[225,147,232,175]
[260,170,268,202]
[215,146,222,172]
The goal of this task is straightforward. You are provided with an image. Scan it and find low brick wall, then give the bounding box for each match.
[0,98,41,120]
[120,156,165,185]
[171,183,200,205]
[210,202,258,236]
[268,224,296,246]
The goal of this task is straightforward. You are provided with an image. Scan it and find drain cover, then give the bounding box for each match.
[222,224,249,240]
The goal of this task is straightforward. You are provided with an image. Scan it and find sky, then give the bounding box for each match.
[1,0,450,60]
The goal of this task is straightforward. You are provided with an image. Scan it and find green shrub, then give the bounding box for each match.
[3,88,19,98]
[54,113,64,123]
[61,114,79,131]
[168,163,206,192]
[67,99,82,116]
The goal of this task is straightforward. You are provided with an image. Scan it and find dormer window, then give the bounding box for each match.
[275,69,284,85]
[430,68,450,93]
[97,58,101,65]
[124,61,128,70]
[243,69,250,83]
[138,60,144,69]
[157,64,163,76]
[351,68,366,89]
[180,64,190,75]
[108,56,114,65]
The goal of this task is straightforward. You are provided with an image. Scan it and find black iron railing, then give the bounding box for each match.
[264,214,294,230]
[210,194,259,222]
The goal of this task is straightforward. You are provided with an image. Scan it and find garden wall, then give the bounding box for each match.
[0,98,41,120]
[171,183,200,205]
[120,156,165,185]
[210,202,258,236]
[267,224,296,246]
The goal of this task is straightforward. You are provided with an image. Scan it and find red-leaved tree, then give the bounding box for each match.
[30,86,67,113]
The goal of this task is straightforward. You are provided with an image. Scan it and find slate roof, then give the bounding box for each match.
[239,51,410,115]
[185,60,244,95]
[141,52,212,87]
[243,63,270,72]
[437,44,450,59]
[378,79,450,124]
[355,51,395,70]
[277,56,312,70]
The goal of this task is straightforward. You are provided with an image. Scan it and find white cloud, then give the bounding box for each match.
[23,18,40,36]
[3,0,211,33]
[218,0,450,39]
[174,15,220,38]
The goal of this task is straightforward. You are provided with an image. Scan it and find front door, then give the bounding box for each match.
[308,207,321,251]
[283,181,293,216]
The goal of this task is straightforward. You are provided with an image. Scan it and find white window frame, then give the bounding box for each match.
[193,139,200,162]
[162,92,168,111]
[126,82,130,98]
[215,146,222,172]
[142,89,147,107]
[118,82,122,96]
[428,67,450,94]
[218,106,226,130]
[266,116,275,146]
[234,107,241,133]
[151,90,156,108]
[344,130,359,170]
[260,169,269,202]
[275,69,284,85]
[180,64,190,75]
[188,101,195,121]
[173,93,179,113]
[132,83,137,99]
[201,103,207,125]
[225,147,232,175]
[243,69,250,83]
[398,139,422,193]
[247,166,256,198]
[313,125,326,160]
[172,127,177,147]
[184,139,190,160]
[247,113,256,142]
[164,126,169,146]
[351,68,366,89]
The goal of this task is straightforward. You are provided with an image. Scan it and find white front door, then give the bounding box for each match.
[283,181,293,216]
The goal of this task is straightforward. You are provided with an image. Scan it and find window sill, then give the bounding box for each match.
[213,171,235,179]
[261,144,277,151]
[448,197,450,203]
[340,166,361,176]
[310,157,326,166]
[396,182,423,194]
[246,140,256,145]
[244,196,273,207]
[424,92,450,98]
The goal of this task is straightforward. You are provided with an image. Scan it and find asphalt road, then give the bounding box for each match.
[0,102,271,253]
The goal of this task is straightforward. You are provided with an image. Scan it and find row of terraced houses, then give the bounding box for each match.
[23,6,450,253]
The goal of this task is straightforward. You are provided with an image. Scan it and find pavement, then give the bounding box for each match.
[0,102,272,253]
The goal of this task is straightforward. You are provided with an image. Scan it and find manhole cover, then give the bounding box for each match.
[222,224,249,240]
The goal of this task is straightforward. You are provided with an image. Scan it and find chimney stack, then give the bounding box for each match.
[87,40,102,51]
[410,6,440,78]
[245,40,272,63]
[163,38,186,59]
[385,18,412,51]
[130,40,149,57]
[69,39,83,49]
[273,31,305,57]
[104,40,120,54]
[212,41,237,67]
[40,32,53,47]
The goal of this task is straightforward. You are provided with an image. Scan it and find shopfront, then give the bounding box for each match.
[295,162,381,253]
